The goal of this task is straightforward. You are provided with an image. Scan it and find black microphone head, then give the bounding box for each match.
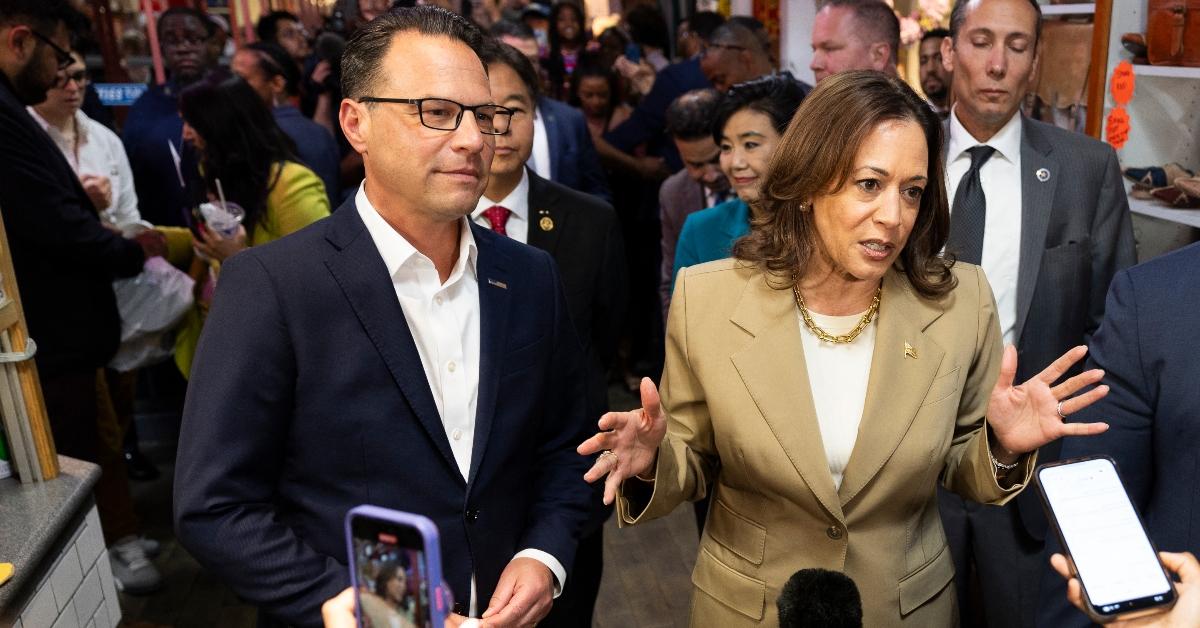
[777,568,863,628]
[315,31,347,64]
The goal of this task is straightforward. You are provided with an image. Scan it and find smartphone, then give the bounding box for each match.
[1036,456,1176,623]
[345,506,453,628]
[624,42,641,63]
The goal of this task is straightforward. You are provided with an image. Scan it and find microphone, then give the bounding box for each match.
[315,31,346,65]
[776,568,863,628]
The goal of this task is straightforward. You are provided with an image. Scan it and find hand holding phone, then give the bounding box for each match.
[1038,456,1177,623]
[1052,551,1200,627]
[345,506,453,628]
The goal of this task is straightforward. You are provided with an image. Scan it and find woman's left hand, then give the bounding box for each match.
[194,223,247,263]
[986,344,1110,457]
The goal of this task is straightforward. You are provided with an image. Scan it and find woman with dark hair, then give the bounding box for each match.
[569,56,631,140]
[670,74,805,292]
[545,1,588,100]
[173,76,330,377]
[582,72,1109,626]
[624,4,670,70]
[359,558,418,628]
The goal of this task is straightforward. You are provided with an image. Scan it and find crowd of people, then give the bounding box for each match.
[1,0,1199,627]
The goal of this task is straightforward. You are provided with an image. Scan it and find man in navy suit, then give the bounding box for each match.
[531,95,610,202]
[1037,242,1200,626]
[173,8,593,627]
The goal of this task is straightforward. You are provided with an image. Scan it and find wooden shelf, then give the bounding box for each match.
[1129,197,1200,229]
[1132,64,1200,79]
[1042,3,1095,16]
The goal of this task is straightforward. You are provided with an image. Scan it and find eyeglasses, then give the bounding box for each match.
[702,42,747,57]
[55,69,88,88]
[357,97,515,136]
[30,30,73,70]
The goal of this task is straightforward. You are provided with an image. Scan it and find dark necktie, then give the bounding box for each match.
[947,145,996,265]
[483,205,511,237]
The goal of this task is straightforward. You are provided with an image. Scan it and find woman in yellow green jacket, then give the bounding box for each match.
[170,77,331,377]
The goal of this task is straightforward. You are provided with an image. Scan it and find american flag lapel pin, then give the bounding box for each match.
[488,278,508,289]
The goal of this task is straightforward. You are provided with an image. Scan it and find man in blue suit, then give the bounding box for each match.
[1037,241,1200,626]
[173,8,594,628]
[530,94,610,202]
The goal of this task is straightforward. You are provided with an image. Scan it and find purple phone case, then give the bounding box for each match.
[345,505,453,627]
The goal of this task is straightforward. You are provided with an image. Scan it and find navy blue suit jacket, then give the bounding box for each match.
[536,96,610,202]
[603,57,710,172]
[174,198,594,626]
[274,105,341,206]
[1037,242,1200,627]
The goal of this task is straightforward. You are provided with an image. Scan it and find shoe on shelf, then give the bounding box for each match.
[135,535,161,558]
[123,448,161,482]
[110,535,163,595]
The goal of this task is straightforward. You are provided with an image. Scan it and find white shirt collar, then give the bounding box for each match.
[948,105,1023,165]
[26,107,91,144]
[354,181,478,284]
[472,168,530,224]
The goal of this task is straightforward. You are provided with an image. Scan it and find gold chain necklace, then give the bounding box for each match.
[793,284,881,344]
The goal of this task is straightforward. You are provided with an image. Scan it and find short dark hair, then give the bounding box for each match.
[713,74,806,143]
[478,38,539,101]
[822,0,900,64]
[244,41,301,96]
[626,5,670,51]
[665,88,722,141]
[949,0,1042,44]
[256,10,300,44]
[158,7,215,38]
[709,19,769,58]
[342,6,485,100]
[921,27,950,44]
[0,0,81,35]
[686,11,725,42]
[489,19,535,42]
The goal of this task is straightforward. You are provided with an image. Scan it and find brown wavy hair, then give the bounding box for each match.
[732,70,956,300]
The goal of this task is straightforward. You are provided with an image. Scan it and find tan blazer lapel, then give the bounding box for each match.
[729,269,845,523]
[838,270,947,506]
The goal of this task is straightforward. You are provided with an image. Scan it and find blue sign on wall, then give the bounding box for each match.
[95,83,149,107]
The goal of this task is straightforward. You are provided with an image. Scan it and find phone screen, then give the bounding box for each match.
[351,517,433,628]
[1039,458,1174,616]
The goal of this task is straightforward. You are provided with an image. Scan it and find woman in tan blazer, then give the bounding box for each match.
[579,72,1112,626]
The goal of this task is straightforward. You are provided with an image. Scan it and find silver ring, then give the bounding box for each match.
[599,450,619,469]
[1056,401,1067,419]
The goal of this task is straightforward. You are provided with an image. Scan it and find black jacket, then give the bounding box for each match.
[0,74,144,376]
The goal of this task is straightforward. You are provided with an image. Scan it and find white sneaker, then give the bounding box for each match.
[135,535,161,558]
[109,535,163,594]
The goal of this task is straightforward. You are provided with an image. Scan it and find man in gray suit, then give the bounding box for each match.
[935,1,1136,626]
[658,88,729,320]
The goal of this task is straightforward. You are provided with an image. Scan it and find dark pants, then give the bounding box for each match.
[540,526,604,627]
[939,488,1045,628]
[42,368,140,543]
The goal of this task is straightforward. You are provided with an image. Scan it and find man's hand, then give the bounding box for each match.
[310,60,333,88]
[1051,551,1200,626]
[133,229,167,259]
[480,557,555,627]
[81,174,113,211]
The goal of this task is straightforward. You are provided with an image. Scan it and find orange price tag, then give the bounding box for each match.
[1110,60,1136,106]
[1106,106,1131,149]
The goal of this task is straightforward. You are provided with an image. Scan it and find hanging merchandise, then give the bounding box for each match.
[1146,0,1200,67]
[1105,60,1134,150]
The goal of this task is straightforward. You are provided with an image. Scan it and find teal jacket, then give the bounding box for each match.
[671,198,751,294]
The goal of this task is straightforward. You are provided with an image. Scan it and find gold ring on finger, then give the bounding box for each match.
[600,449,619,469]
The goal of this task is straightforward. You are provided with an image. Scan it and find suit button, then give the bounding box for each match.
[466,509,479,524]
[826,525,843,540]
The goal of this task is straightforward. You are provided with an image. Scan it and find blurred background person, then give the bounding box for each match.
[232,41,341,205]
[918,27,951,117]
[544,0,586,100]
[358,560,418,628]
[173,77,330,378]
[570,57,631,141]
[625,4,670,71]
[0,0,166,594]
[809,0,900,83]
[659,88,729,319]
[699,18,775,93]
[256,10,310,70]
[123,7,220,227]
[674,11,724,61]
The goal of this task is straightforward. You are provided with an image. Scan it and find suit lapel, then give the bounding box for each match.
[322,206,462,481]
[1015,120,1059,344]
[468,224,513,485]
[538,99,562,181]
[525,173,564,255]
[729,271,844,522]
[837,270,946,505]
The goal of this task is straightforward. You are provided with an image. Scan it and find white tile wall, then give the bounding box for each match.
[16,506,122,628]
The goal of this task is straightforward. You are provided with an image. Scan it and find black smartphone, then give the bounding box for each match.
[345,506,451,628]
[1036,456,1177,623]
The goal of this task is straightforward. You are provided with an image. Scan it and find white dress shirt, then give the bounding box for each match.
[798,310,876,491]
[354,185,565,611]
[529,106,552,181]
[28,107,151,234]
[472,169,530,244]
[947,107,1023,345]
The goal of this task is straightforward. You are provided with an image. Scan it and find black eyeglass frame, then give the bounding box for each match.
[30,29,74,70]
[357,96,515,136]
[54,69,89,89]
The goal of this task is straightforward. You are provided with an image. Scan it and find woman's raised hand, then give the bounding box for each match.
[987,345,1110,457]
[577,377,668,505]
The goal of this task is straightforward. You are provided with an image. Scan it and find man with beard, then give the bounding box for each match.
[919,27,951,118]
[122,7,219,227]
[0,0,166,593]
